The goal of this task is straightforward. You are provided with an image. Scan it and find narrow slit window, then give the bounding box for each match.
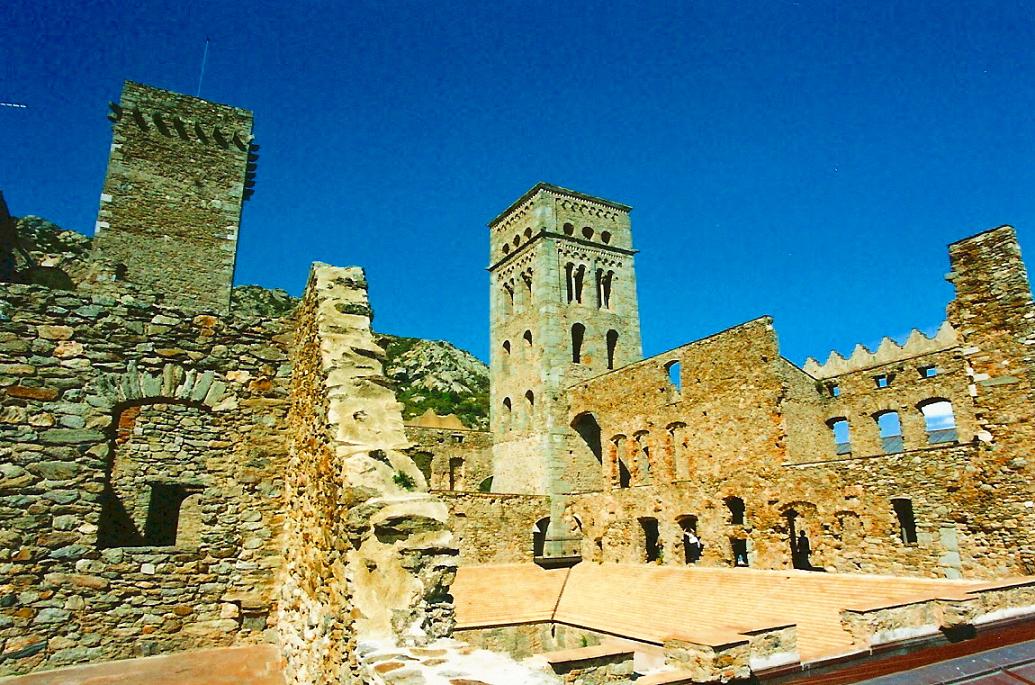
[564,263,575,303]
[606,330,619,370]
[574,265,586,303]
[665,360,682,393]
[602,271,613,309]
[571,323,586,363]
[892,498,917,544]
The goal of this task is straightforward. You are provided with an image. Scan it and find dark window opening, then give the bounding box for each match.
[875,374,890,389]
[731,538,749,567]
[892,498,917,544]
[572,413,603,463]
[502,340,511,355]
[618,458,631,488]
[582,226,594,240]
[522,272,533,300]
[785,509,813,570]
[876,411,903,454]
[919,365,938,378]
[525,390,535,410]
[601,231,612,244]
[606,330,619,370]
[478,476,493,493]
[564,263,575,303]
[595,269,604,308]
[571,323,586,363]
[563,222,575,236]
[452,434,464,444]
[523,329,533,347]
[533,517,550,557]
[829,383,841,397]
[602,271,613,309]
[143,483,198,547]
[678,515,701,564]
[448,457,463,490]
[503,284,514,315]
[524,226,533,239]
[574,265,586,303]
[640,517,660,562]
[726,496,745,525]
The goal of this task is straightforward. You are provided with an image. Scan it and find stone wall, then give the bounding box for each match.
[562,286,1035,577]
[404,425,493,493]
[90,81,254,314]
[275,264,460,685]
[437,492,551,564]
[0,281,292,676]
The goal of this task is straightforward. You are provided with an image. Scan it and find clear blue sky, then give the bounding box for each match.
[4,1,1035,365]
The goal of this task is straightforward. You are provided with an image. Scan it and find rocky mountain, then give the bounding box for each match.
[377,334,490,430]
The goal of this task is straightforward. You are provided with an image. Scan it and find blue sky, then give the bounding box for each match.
[4,1,1035,365]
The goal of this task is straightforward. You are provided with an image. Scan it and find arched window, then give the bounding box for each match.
[725,496,745,525]
[502,243,510,255]
[918,399,957,444]
[892,498,917,544]
[524,226,533,239]
[582,226,594,240]
[677,515,701,564]
[574,265,586,303]
[827,417,851,455]
[875,411,903,453]
[523,330,533,352]
[600,231,612,244]
[564,262,575,303]
[634,430,651,483]
[513,235,521,247]
[563,222,575,236]
[611,434,631,488]
[571,323,586,363]
[522,271,533,301]
[533,517,550,557]
[606,330,619,370]
[595,269,604,308]
[665,360,682,393]
[478,476,493,493]
[502,340,511,355]
[572,413,602,463]
[502,283,514,315]
[602,271,614,309]
[639,517,660,562]
[502,397,512,428]
[525,390,535,410]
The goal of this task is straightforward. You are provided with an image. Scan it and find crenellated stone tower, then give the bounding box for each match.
[90,81,256,314]
[488,183,643,514]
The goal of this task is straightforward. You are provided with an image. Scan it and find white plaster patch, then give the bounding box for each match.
[973,604,1035,625]
[750,649,800,671]
[870,623,939,646]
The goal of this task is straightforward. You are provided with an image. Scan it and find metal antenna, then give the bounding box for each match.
[196,37,210,97]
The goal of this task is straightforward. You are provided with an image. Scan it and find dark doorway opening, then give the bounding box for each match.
[731,538,749,567]
[678,515,701,564]
[640,517,661,562]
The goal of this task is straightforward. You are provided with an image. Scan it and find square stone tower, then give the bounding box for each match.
[90,81,255,314]
[488,183,643,497]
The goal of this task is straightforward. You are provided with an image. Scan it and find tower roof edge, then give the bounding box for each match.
[487,182,632,228]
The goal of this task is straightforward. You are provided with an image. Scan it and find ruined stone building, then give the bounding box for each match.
[5,81,1035,685]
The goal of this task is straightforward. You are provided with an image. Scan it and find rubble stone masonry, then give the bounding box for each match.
[0,281,292,676]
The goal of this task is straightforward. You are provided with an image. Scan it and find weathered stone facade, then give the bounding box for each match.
[90,81,255,314]
[0,281,292,675]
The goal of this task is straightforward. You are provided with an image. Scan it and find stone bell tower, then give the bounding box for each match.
[90,81,256,314]
[487,183,643,506]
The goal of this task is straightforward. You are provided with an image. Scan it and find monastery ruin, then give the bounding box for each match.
[4,82,1035,684]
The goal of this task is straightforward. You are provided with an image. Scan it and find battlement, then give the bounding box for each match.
[803,321,959,379]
